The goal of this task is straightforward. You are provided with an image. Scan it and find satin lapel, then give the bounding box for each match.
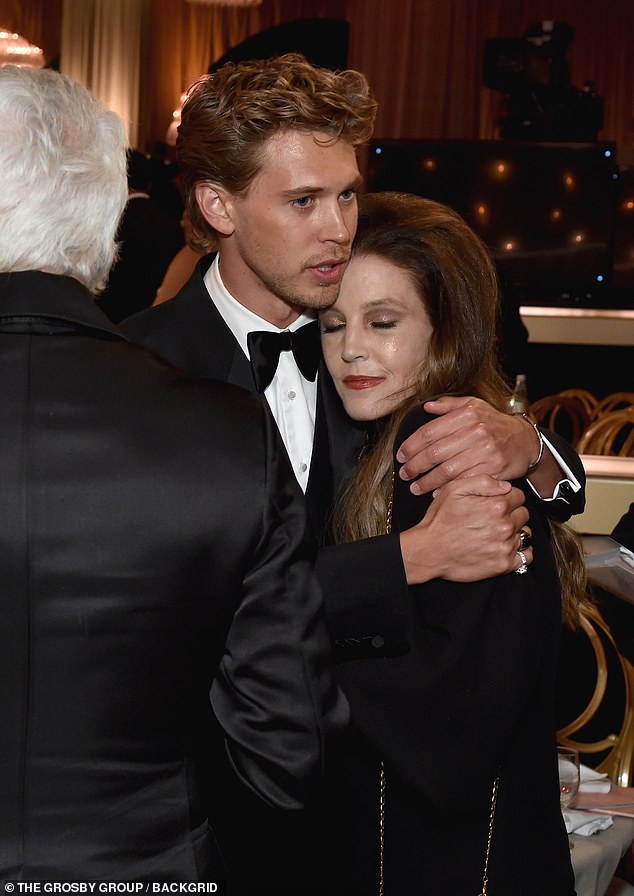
[198,296,256,391]
[306,388,334,541]
[165,257,256,391]
[227,344,256,391]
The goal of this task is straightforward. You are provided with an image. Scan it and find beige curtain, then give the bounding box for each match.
[60,0,149,147]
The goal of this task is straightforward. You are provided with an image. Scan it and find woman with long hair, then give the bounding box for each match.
[319,191,589,895]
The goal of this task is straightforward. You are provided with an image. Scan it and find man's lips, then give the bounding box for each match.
[308,260,347,286]
[342,376,385,390]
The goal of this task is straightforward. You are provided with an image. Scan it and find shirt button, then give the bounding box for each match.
[287,390,296,400]
[299,463,307,473]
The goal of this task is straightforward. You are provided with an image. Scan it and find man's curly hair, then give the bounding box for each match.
[177,53,377,252]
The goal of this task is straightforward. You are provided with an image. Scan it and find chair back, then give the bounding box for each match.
[557,603,634,787]
[559,388,599,418]
[589,392,634,422]
[530,392,592,447]
[576,407,634,457]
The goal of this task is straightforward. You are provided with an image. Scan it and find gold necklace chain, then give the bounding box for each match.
[379,469,394,896]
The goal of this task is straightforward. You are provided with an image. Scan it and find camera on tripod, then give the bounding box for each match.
[483,20,604,142]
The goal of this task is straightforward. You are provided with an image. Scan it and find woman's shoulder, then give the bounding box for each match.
[394,403,434,452]
[391,404,436,526]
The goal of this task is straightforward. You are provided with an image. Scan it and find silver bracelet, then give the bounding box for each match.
[520,413,545,473]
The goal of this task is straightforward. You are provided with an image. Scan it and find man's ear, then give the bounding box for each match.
[195,183,234,236]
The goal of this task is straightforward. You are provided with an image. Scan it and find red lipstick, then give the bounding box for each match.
[342,376,385,390]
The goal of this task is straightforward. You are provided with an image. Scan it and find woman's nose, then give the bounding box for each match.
[341,329,367,361]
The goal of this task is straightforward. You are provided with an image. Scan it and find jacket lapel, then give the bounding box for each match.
[126,255,256,391]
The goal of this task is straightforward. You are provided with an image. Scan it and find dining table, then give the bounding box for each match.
[571,816,634,896]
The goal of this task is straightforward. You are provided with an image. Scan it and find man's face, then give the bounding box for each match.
[219,130,363,320]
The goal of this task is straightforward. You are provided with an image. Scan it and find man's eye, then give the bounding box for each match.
[340,189,356,202]
[292,196,313,209]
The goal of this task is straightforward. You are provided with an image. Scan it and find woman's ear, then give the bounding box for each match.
[195,183,234,236]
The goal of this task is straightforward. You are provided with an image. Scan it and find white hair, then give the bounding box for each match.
[0,66,128,294]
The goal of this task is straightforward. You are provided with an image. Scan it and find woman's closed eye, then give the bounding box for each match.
[320,320,345,334]
[370,319,398,330]
[321,316,400,334]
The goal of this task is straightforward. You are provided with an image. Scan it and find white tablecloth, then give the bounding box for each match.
[572,816,634,896]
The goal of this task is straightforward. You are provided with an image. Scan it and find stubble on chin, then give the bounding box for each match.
[264,265,344,315]
[294,281,342,312]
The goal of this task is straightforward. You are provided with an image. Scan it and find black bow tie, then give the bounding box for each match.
[247,321,320,393]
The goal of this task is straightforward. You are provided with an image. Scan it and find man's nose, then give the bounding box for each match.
[320,203,353,244]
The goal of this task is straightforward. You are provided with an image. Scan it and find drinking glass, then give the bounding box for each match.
[557,745,580,849]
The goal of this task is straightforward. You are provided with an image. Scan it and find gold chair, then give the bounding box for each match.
[557,603,634,787]
[576,407,634,457]
[590,392,634,422]
[530,392,593,448]
[557,388,599,418]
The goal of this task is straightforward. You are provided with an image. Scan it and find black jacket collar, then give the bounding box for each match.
[0,271,124,340]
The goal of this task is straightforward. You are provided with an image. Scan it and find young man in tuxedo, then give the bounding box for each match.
[0,64,347,883]
[122,53,586,893]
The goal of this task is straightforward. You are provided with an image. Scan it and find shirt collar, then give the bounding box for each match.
[204,254,316,358]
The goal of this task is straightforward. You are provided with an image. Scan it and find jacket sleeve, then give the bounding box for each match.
[209,407,348,810]
[537,427,586,521]
[316,536,410,659]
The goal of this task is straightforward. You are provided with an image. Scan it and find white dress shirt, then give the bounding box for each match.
[204,257,317,492]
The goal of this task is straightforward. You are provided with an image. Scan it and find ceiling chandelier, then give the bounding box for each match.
[0,29,44,67]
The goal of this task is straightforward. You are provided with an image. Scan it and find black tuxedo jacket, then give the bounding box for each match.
[0,270,346,881]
